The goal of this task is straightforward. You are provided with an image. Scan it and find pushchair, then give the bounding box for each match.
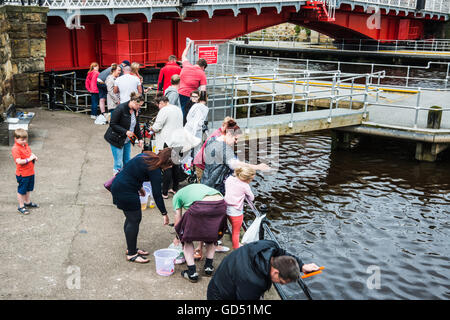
[179,120,209,185]
[139,116,209,185]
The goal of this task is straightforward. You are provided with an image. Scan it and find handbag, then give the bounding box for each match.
[103,170,120,192]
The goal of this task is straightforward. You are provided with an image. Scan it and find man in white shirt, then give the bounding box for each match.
[184,91,209,156]
[114,66,142,103]
[150,95,184,198]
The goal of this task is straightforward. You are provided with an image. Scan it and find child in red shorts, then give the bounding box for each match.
[224,166,256,249]
[11,128,38,215]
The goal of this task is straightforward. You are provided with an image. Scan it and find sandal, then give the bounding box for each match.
[126,248,149,256]
[126,253,149,264]
[162,194,169,199]
[18,207,30,215]
[168,189,177,195]
[24,202,39,208]
[194,248,203,261]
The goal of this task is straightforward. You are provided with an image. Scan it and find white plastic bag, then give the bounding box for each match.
[241,214,266,244]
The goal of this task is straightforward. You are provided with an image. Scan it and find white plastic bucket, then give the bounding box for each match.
[153,249,179,276]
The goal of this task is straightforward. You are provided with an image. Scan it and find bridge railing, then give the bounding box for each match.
[234,35,450,56]
[339,0,450,14]
[1,0,449,14]
[231,54,450,89]
[204,68,381,129]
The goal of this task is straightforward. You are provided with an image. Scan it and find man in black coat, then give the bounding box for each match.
[207,239,320,300]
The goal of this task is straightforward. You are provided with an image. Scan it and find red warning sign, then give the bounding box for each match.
[198,46,218,65]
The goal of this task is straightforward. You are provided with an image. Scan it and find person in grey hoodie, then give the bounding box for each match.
[164,74,181,109]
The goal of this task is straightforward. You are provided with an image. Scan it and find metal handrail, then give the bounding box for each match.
[230,54,450,90]
[2,0,448,14]
[243,198,314,300]
[234,36,450,53]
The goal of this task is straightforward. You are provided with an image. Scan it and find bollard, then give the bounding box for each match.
[427,106,443,129]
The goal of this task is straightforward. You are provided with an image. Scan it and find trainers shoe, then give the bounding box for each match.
[181,270,198,283]
[204,266,214,277]
[90,115,97,119]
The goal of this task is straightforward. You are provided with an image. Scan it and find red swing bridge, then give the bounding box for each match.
[34,0,450,71]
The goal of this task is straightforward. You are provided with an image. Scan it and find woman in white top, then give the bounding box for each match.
[105,63,121,114]
[184,91,209,156]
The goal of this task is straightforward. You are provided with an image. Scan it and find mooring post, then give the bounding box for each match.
[427,106,443,129]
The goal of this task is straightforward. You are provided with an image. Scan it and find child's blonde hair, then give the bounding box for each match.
[14,128,28,139]
[131,62,141,74]
[235,166,256,183]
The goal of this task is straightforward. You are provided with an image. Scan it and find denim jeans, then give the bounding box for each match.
[91,93,99,116]
[110,142,131,173]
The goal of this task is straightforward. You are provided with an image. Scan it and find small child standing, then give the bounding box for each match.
[224,166,256,249]
[11,129,39,215]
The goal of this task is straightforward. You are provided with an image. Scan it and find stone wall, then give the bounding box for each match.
[249,23,330,42]
[0,5,48,115]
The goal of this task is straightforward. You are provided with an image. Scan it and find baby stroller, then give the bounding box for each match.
[179,120,209,185]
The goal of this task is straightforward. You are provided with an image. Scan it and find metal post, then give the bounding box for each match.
[376,73,381,103]
[232,76,238,119]
[406,66,410,87]
[49,70,56,110]
[349,78,354,110]
[363,74,370,120]
[271,80,276,116]
[289,78,297,127]
[328,75,336,123]
[305,71,310,112]
[414,88,421,128]
[246,81,252,129]
[212,62,217,129]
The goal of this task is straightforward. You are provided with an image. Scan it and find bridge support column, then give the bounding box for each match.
[415,142,449,162]
[0,5,48,114]
[331,130,353,150]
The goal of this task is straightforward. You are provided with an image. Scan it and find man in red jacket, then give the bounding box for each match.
[157,55,181,94]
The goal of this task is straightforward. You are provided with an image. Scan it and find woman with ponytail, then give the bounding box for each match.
[111,148,173,264]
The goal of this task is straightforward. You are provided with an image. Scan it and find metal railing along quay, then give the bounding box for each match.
[228,54,450,89]
[235,35,450,54]
[39,71,154,112]
[204,69,381,129]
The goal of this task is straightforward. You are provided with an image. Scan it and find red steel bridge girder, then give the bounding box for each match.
[44,5,441,71]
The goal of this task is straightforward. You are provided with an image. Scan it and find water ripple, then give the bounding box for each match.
[246,132,450,299]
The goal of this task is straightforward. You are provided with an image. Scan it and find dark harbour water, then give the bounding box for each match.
[243,132,450,300]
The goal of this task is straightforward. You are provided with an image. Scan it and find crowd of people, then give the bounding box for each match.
[11,40,319,300]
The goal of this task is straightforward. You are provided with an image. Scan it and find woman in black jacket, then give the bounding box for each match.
[104,92,144,174]
[111,148,173,264]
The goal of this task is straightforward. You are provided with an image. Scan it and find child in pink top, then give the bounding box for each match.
[224,166,256,249]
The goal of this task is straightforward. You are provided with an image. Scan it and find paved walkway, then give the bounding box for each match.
[0,108,280,300]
